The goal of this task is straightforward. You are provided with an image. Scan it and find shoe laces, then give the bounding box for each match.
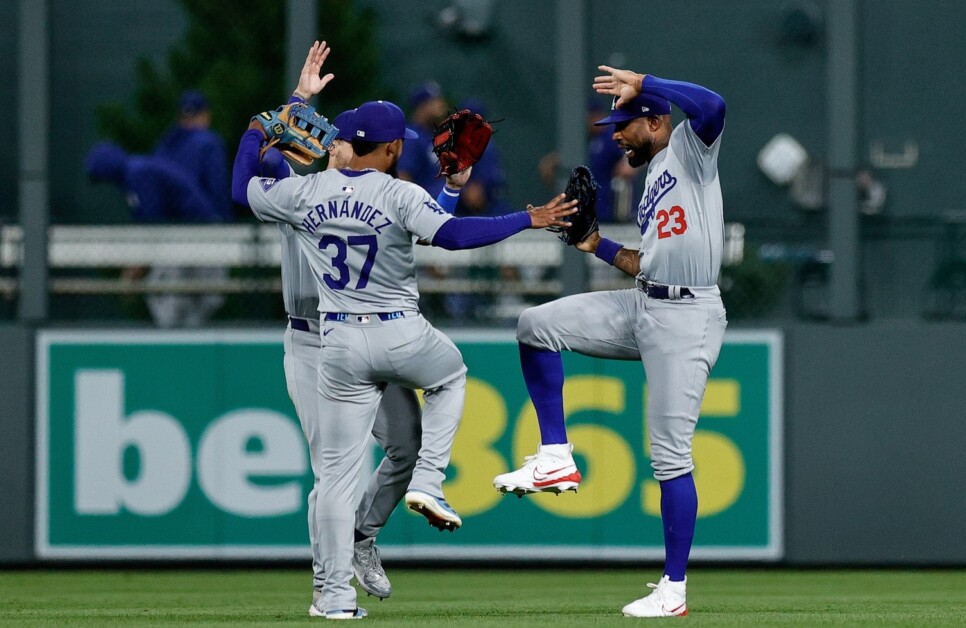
[644,577,682,599]
[523,451,553,469]
[356,542,382,573]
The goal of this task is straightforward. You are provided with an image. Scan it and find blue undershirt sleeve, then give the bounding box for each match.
[431,211,531,250]
[642,75,726,147]
[231,129,265,208]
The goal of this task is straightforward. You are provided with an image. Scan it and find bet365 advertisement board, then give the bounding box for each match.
[35,329,782,560]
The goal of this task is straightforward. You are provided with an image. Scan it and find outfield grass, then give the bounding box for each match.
[1,568,964,626]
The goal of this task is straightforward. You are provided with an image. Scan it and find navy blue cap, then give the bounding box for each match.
[333,109,356,142]
[594,94,671,126]
[178,89,208,115]
[352,100,419,142]
[458,97,487,118]
[408,81,443,109]
[85,141,128,185]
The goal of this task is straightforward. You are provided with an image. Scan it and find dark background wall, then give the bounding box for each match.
[2,0,962,317]
[783,322,966,565]
[0,326,34,563]
[2,1,961,225]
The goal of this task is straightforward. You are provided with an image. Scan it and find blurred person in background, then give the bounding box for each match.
[539,98,639,223]
[398,81,453,321]
[397,81,450,197]
[443,98,513,322]
[84,141,229,327]
[453,98,510,218]
[154,89,233,222]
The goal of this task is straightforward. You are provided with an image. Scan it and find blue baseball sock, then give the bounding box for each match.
[660,472,697,581]
[518,343,568,445]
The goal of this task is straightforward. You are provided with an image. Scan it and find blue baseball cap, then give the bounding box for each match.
[593,94,671,126]
[333,109,356,142]
[178,89,209,115]
[352,100,419,142]
[458,97,487,118]
[408,81,443,110]
[84,141,128,184]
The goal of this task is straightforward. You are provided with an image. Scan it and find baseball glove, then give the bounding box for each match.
[251,103,339,166]
[549,165,599,246]
[432,109,493,177]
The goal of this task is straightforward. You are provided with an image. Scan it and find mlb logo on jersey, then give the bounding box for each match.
[342,186,355,195]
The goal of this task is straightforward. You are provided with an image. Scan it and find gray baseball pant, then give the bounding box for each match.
[283,321,422,590]
[314,313,466,612]
[516,287,727,481]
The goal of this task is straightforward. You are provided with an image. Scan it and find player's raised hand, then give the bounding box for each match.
[294,40,335,99]
[526,194,578,229]
[594,65,645,108]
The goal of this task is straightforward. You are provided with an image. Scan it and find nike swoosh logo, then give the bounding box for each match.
[532,466,570,481]
[664,602,686,615]
[323,329,334,336]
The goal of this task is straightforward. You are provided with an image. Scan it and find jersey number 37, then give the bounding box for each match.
[319,234,378,290]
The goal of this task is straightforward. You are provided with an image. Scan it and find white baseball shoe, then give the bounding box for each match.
[324,607,368,620]
[621,575,688,618]
[308,588,324,616]
[352,537,391,599]
[492,443,582,495]
[404,490,462,531]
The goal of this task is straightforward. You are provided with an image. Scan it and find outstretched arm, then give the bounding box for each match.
[594,66,725,147]
[431,194,577,250]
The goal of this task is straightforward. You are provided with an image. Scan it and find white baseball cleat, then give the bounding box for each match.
[404,490,462,531]
[492,443,582,495]
[352,537,391,599]
[621,575,688,618]
[308,588,324,616]
[324,607,368,620]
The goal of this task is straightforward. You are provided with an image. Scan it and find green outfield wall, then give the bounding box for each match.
[32,330,782,561]
[0,322,964,565]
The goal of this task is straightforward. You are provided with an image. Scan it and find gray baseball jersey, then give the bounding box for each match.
[637,121,724,288]
[278,223,320,319]
[250,169,452,313]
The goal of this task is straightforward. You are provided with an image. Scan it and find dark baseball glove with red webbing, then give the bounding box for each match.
[432,109,493,177]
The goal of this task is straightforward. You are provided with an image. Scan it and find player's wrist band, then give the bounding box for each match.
[291,92,308,102]
[595,238,622,265]
[442,185,461,196]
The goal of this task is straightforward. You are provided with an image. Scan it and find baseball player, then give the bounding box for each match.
[232,41,576,619]
[492,66,728,618]
[262,42,475,613]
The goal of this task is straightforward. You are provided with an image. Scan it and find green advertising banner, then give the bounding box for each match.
[36,329,782,560]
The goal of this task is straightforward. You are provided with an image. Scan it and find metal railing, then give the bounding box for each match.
[0,222,745,299]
